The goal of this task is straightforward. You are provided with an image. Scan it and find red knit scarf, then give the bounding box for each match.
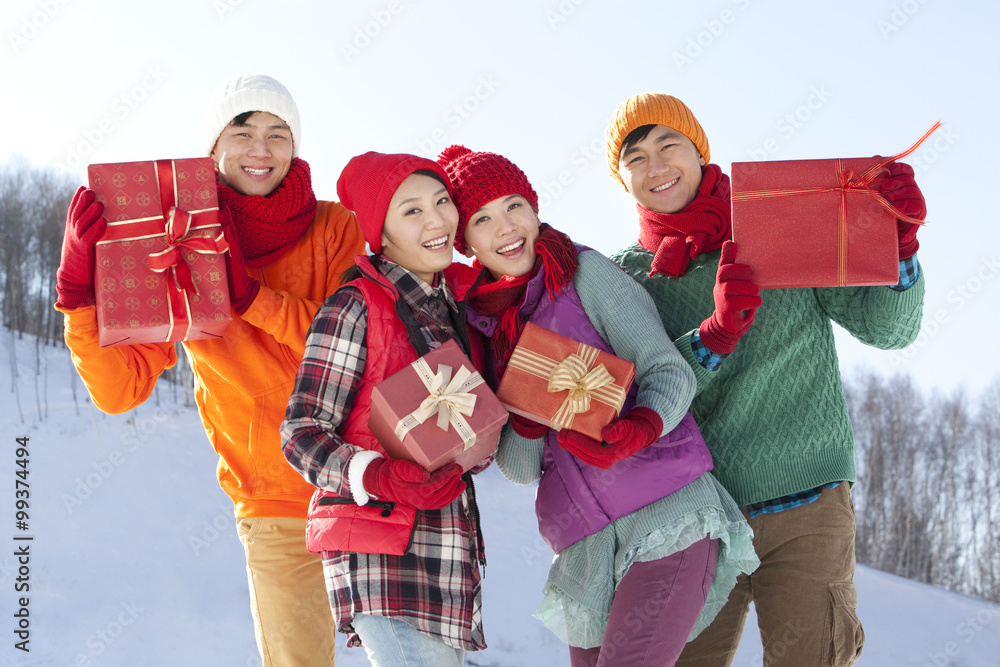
[215,157,318,268]
[637,163,732,278]
[467,224,578,372]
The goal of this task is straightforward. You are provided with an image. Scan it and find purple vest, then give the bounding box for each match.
[468,249,713,552]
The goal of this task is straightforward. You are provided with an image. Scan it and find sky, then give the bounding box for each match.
[2,0,999,395]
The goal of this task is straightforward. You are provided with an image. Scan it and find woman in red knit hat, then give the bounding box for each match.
[281,152,490,666]
[439,144,758,667]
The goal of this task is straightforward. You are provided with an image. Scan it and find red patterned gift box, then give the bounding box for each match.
[368,339,507,472]
[496,322,635,441]
[88,158,231,347]
[731,123,938,289]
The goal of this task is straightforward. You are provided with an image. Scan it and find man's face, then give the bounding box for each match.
[618,125,706,213]
[210,111,293,196]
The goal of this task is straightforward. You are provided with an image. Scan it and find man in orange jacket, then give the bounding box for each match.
[55,74,365,667]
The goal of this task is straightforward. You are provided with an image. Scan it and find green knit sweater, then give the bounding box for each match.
[610,243,925,507]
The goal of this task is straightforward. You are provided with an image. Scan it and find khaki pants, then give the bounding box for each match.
[238,516,338,666]
[676,482,864,667]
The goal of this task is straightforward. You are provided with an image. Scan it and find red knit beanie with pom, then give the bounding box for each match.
[437,145,539,254]
[336,151,451,253]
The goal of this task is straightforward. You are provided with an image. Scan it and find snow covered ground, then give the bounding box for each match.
[0,331,998,666]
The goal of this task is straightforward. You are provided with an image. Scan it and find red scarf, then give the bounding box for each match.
[467,225,578,372]
[215,157,318,268]
[637,163,731,278]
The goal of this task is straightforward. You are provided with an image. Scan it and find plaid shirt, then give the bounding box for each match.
[281,259,485,651]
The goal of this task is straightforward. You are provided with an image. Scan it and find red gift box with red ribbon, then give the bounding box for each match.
[731,123,937,289]
[88,158,232,347]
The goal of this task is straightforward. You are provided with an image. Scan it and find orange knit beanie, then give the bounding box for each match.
[605,93,710,190]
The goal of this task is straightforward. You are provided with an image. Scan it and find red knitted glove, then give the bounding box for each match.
[362,459,466,510]
[698,240,762,355]
[56,187,107,309]
[510,414,549,439]
[556,430,614,468]
[879,161,926,260]
[556,407,663,469]
[601,406,662,451]
[219,206,261,315]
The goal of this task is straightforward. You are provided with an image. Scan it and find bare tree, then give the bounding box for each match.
[847,371,999,603]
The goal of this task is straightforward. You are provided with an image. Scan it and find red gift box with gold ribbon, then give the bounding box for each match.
[731,123,938,289]
[496,322,635,441]
[88,158,231,347]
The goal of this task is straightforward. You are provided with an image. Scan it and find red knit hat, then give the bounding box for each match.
[336,151,452,253]
[437,145,539,254]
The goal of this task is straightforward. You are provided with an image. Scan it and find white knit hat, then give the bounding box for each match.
[204,74,301,157]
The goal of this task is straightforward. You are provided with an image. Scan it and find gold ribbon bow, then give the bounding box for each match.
[547,353,617,430]
[394,362,484,450]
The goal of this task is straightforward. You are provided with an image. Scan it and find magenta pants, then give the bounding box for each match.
[568,536,719,667]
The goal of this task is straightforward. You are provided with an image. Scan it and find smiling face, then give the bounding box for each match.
[380,173,459,284]
[618,125,706,213]
[463,194,541,280]
[210,111,293,196]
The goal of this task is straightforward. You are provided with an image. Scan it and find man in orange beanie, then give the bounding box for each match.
[55,74,365,666]
[605,92,927,666]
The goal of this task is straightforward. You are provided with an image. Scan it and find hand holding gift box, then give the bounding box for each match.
[88,158,232,347]
[496,322,636,441]
[731,122,938,289]
[368,339,507,472]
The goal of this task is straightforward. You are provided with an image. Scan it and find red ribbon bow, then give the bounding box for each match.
[146,160,229,294]
[732,120,941,225]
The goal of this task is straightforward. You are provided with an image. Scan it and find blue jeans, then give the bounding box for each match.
[352,614,465,667]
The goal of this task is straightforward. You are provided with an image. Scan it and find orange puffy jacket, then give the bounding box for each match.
[57,200,366,518]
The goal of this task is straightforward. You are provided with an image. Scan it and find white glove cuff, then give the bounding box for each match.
[348,450,384,506]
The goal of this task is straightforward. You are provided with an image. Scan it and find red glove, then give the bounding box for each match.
[698,240,762,355]
[510,414,549,439]
[219,206,261,315]
[879,161,926,260]
[556,407,663,469]
[362,458,466,510]
[56,187,107,309]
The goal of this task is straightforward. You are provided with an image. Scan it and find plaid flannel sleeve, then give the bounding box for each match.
[890,254,920,292]
[281,287,369,495]
[690,330,730,371]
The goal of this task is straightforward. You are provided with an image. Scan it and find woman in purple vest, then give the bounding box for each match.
[438,145,758,667]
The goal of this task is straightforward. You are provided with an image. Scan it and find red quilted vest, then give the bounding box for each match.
[305,257,482,556]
